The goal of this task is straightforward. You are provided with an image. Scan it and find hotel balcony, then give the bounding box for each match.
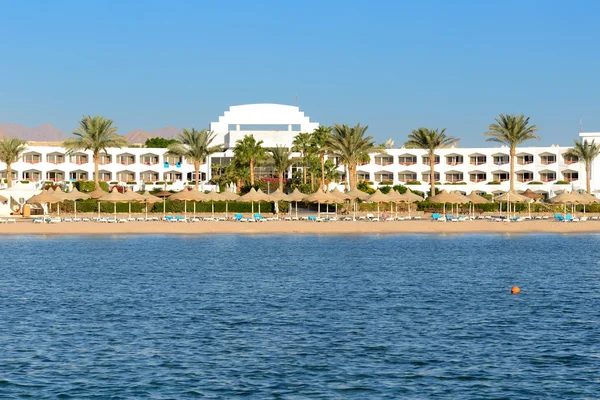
[23,152,42,164]
[374,155,394,166]
[562,155,578,165]
[422,155,440,165]
[70,153,89,165]
[469,171,487,183]
[516,171,534,183]
[46,153,65,164]
[46,170,65,182]
[95,170,112,182]
[141,153,160,166]
[398,154,417,166]
[539,153,556,165]
[516,153,534,165]
[117,154,136,165]
[445,154,463,166]
[469,154,487,166]
[69,170,89,181]
[492,154,510,166]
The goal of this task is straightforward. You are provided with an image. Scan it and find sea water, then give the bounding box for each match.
[0,234,598,399]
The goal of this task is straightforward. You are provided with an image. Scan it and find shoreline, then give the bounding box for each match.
[0,219,598,235]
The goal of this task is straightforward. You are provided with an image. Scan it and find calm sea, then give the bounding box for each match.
[0,234,598,399]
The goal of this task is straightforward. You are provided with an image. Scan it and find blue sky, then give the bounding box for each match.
[1,0,599,146]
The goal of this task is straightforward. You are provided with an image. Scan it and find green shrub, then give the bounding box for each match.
[74,180,109,193]
[126,181,137,185]
[528,181,543,185]
[555,180,569,185]
[20,181,30,184]
[446,182,467,185]
[379,180,393,185]
[155,181,165,185]
[356,180,375,194]
[109,181,118,185]
[405,181,421,185]
[487,181,501,185]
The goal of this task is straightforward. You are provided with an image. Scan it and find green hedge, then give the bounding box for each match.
[73,181,109,192]
[59,199,287,214]
[528,181,543,185]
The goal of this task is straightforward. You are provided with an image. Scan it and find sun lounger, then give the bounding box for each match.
[253,213,264,221]
[554,214,565,222]
[32,218,43,224]
[82,217,90,222]
[308,216,317,222]
[107,217,117,223]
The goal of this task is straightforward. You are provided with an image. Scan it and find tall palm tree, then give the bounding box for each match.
[484,114,539,191]
[292,132,312,184]
[564,139,600,193]
[405,128,458,197]
[166,128,221,190]
[63,115,127,188]
[268,146,295,190]
[326,123,381,190]
[0,138,27,187]
[233,134,266,185]
[311,126,332,190]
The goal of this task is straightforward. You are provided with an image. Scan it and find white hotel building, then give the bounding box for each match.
[0,103,597,212]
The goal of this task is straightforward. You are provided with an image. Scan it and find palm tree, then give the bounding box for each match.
[311,126,332,190]
[405,128,458,196]
[233,134,266,185]
[63,115,128,188]
[166,128,221,190]
[564,139,600,193]
[268,146,295,190]
[0,138,27,187]
[292,132,313,184]
[484,114,539,191]
[326,123,381,190]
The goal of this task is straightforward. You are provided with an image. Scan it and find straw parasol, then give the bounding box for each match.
[522,188,544,202]
[495,190,533,219]
[0,194,7,202]
[88,186,108,199]
[287,188,306,218]
[427,189,461,215]
[122,190,145,219]
[170,189,203,219]
[99,188,129,219]
[140,191,162,219]
[236,188,272,214]
[28,190,62,221]
[400,189,424,218]
[365,189,391,219]
[303,189,339,218]
[330,187,352,201]
[466,191,490,218]
[344,188,370,220]
[269,188,292,202]
[219,190,239,219]
[63,188,90,219]
[51,188,70,216]
[154,190,173,217]
[203,189,222,218]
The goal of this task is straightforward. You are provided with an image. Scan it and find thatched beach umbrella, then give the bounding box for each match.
[219,190,239,219]
[522,189,544,202]
[236,188,262,214]
[344,187,370,220]
[365,189,391,219]
[64,188,90,219]
[303,188,338,218]
[51,188,70,216]
[140,191,162,219]
[28,190,62,221]
[495,190,532,218]
[123,190,145,219]
[0,194,7,202]
[169,189,201,219]
[401,189,424,218]
[467,191,489,218]
[427,189,460,215]
[99,188,128,219]
[203,189,222,218]
[154,190,173,217]
[287,188,306,218]
[268,189,292,217]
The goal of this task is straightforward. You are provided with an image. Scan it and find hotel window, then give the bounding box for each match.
[398,172,417,182]
[493,172,510,182]
[445,155,463,166]
[95,171,111,182]
[517,154,534,165]
[516,171,534,182]
[141,154,159,165]
[374,155,394,166]
[493,155,510,165]
[23,153,42,164]
[69,171,88,181]
[470,155,486,165]
[422,172,440,182]
[46,153,64,164]
[357,171,370,181]
[70,153,89,165]
[539,171,556,182]
[469,172,487,183]
[562,171,579,182]
[99,153,111,165]
[117,154,136,165]
[540,154,556,165]
[398,155,417,165]
[445,172,464,183]
[422,155,440,165]
[374,172,394,183]
[563,154,578,164]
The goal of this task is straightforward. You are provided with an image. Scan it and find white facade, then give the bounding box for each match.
[0,103,596,216]
[210,104,319,148]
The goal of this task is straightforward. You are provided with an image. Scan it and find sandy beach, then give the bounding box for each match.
[1,218,599,235]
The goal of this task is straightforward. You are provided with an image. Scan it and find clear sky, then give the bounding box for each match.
[1,0,598,146]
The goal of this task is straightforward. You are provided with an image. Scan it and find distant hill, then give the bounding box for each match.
[0,123,69,142]
[123,126,181,144]
[0,123,182,144]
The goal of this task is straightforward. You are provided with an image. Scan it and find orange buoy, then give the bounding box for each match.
[511,286,521,294]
